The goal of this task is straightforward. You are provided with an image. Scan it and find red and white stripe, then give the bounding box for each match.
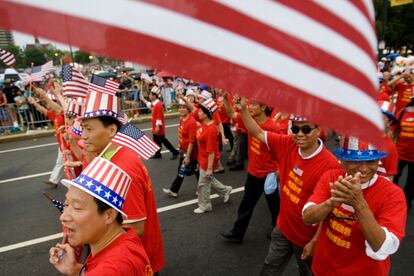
[63,68,89,98]
[65,97,85,116]
[84,91,119,116]
[342,136,376,151]
[89,79,119,96]
[112,133,160,160]
[0,49,16,66]
[0,0,383,145]
[83,157,131,198]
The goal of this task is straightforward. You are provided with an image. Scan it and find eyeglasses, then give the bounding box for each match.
[290,125,317,135]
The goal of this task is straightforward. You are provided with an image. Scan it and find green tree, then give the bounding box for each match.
[375,1,414,49]
[24,47,47,67]
[74,51,92,64]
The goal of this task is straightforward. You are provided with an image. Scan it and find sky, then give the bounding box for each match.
[13,31,76,51]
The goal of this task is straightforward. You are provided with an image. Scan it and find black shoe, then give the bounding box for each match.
[43,180,58,188]
[229,165,244,171]
[226,160,235,166]
[170,152,179,160]
[219,231,242,244]
[150,155,162,159]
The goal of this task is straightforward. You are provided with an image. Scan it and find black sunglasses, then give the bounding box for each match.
[290,125,317,135]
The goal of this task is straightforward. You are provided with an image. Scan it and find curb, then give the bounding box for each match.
[0,112,180,143]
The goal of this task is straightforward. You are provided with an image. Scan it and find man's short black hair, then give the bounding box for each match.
[94,197,123,224]
[97,116,121,132]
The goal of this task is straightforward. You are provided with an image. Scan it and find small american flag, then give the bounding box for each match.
[62,65,89,98]
[118,111,129,125]
[293,165,303,177]
[31,60,54,81]
[89,74,119,95]
[112,123,160,160]
[0,48,15,66]
[43,193,65,213]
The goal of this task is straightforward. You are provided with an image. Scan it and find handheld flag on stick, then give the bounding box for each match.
[112,123,160,160]
[43,192,65,213]
[31,60,54,82]
[0,48,15,67]
[62,65,89,98]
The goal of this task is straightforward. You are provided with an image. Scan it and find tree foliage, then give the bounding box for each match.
[375,0,414,49]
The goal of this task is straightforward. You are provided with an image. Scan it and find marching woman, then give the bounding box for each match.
[193,98,232,214]
[163,99,199,197]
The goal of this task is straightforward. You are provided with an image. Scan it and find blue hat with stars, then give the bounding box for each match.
[334,136,388,161]
[61,157,132,217]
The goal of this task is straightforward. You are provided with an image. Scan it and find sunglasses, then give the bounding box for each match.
[290,125,317,135]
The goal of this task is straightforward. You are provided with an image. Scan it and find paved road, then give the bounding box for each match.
[0,118,412,275]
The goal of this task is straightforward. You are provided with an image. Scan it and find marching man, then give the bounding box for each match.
[302,136,407,276]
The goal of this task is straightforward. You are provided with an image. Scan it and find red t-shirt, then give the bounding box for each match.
[178,115,197,159]
[378,136,398,176]
[244,115,280,177]
[307,170,406,276]
[151,100,165,135]
[396,107,414,162]
[377,91,390,102]
[216,96,232,124]
[394,82,414,113]
[47,110,65,141]
[196,122,219,170]
[265,132,340,247]
[83,228,152,276]
[274,116,289,135]
[109,147,165,273]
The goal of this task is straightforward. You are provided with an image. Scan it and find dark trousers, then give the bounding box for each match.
[233,132,248,168]
[231,173,280,240]
[223,123,234,151]
[394,158,414,208]
[153,134,179,157]
[260,227,313,276]
[169,156,199,193]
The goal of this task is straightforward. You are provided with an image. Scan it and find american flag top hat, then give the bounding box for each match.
[70,119,82,139]
[61,157,132,217]
[198,90,212,100]
[150,86,161,96]
[200,98,218,116]
[83,75,120,119]
[378,100,397,125]
[65,97,85,117]
[334,136,388,161]
[290,114,309,122]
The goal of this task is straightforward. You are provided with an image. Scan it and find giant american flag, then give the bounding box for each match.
[62,65,89,98]
[0,0,384,146]
[112,123,160,160]
[0,48,16,67]
[30,60,54,82]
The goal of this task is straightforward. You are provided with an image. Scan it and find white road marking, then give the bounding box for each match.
[0,124,179,154]
[0,150,172,184]
[0,187,244,253]
[0,172,52,184]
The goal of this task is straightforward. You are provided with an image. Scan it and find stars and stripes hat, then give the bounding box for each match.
[198,90,212,101]
[70,119,82,139]
[150,86,161,96]
[83,75,120,119]
[61,157,132,217]
[290,114,309,122]
[65,97,85,117]
[334,136,388,161]
[378,100,397,125]
[200,98,218,116]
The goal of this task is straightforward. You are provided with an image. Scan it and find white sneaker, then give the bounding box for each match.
[162,188,178,198]
[193,207,211,214]
[223,187,232,203]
